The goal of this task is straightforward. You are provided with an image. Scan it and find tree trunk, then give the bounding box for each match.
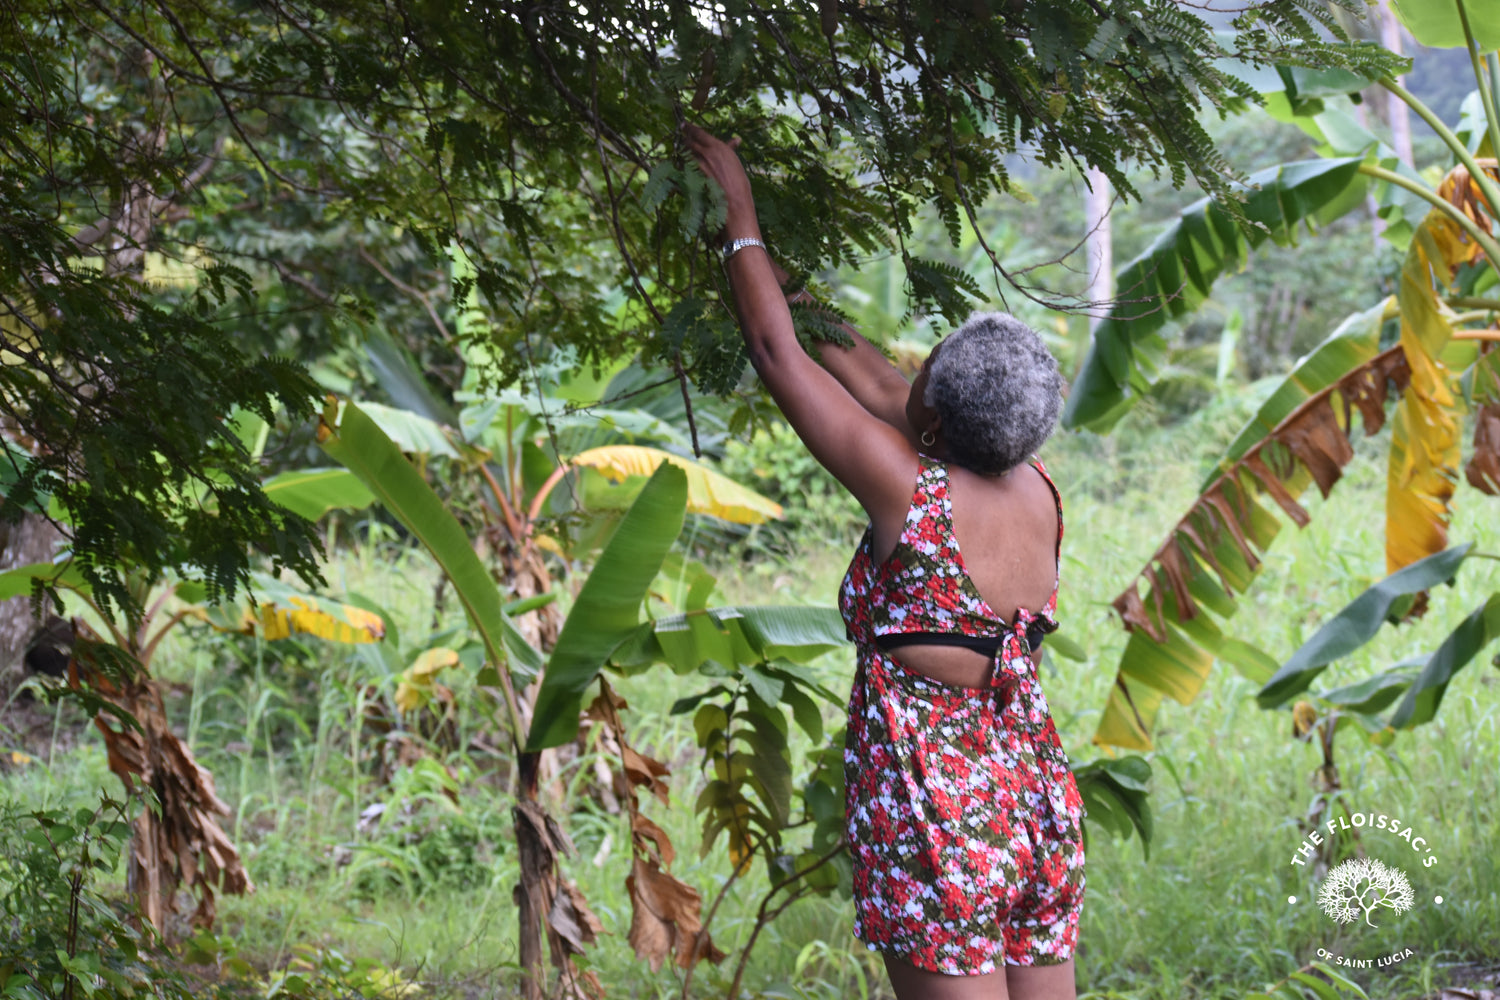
[0,514,64,697]
[1084,166,1114,328]
[1379,2,1413,168]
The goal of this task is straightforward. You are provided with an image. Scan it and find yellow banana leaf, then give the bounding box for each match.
[1385,196,1470,573]
[396,647,460,712]
[571,445,782,525]
[202,575,385,644]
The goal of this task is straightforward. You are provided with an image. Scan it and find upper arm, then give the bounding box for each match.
[747,335,917,528]
[808,332,916,432]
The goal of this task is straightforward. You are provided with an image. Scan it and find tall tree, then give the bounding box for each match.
[0,1,1401,631]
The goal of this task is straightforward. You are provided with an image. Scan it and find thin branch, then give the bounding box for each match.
[356,247,453,341]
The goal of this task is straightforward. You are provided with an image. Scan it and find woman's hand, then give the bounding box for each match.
[681,123,760,240]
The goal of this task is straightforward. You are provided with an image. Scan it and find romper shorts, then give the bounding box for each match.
[843,614,1086,976]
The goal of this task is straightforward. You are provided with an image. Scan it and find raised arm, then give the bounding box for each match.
[765,258,916,435]
[682,124,916,526]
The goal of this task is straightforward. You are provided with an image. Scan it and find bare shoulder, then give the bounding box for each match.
[948,460,1061,615]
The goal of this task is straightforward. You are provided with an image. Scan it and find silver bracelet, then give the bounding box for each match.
[721,236,768,264]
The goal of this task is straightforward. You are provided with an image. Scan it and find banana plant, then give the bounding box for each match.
[1074,0,1500,753]
[0,406,384,934]
[318,395,700,998]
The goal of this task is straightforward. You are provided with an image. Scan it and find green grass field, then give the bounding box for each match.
[3,392,1497,1000]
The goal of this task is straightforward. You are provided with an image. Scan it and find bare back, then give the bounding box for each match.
[868,459,1060,688]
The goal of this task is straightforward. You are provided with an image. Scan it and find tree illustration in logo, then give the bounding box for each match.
[1317,857,1415,927]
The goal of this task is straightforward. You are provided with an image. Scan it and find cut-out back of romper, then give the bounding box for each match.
[838,453,1085,975]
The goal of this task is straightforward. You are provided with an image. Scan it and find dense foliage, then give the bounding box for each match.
[0,0,1404,614]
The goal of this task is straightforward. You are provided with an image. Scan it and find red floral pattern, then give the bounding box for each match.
[837,454,1085,975]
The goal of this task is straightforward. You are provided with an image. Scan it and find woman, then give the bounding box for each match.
[684,124,1085,1000]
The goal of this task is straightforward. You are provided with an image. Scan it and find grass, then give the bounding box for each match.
[3,386,1498,1000]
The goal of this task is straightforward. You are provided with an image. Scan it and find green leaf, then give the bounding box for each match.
[1391,0,1500,49]
[1044,630,1087,662]
[1257,544,1474,708]
[318,400,518,715]
[262,468,376,521]
[356,400,460,458]
[1390,592,1500,728]
[1063,158,1368,431]
[526,463,687,750]
[1317,661,1420,713]
[1287,971,1342,1000]
[0,562,89,601]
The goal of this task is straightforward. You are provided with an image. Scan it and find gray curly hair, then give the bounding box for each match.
[922,312,1065,476]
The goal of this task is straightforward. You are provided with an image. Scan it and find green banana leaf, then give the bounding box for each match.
[1205,299,1391,489]
[1392,0,1500,49]
[611,605,847,676]
[356,400,461,459]
[525,463,688,751]
[1390,592,1500,728]
[1073,755,1153,860]
[1064,157,1367,431]
[262,468,376,521]
[318,399,518,699]
[0,561,89,601]
[1256,544,1474,709]
[1316,660,1422,714]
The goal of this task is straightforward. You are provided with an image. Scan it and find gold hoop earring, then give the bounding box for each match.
[920,430,936,447]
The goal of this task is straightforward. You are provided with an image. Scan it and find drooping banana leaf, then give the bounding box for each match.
[1063,157,1368,431]
[1093,303,1403,750]
[262,468,375,521]
[526,463,688,751]
[1256,544,1474,708]
[1390,592,1500,728]
[572,445,783,524]
[318,398,520,698]
[1094,163,1491,751]
[1385,211,1466,574]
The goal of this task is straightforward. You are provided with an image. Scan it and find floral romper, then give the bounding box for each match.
[838,454,1086,976]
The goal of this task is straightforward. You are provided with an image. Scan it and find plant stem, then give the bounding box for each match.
[1446,296,1500,312]
[1358,163,1500,269]
[1380,78,1500,225]
[1457,0,1500,164]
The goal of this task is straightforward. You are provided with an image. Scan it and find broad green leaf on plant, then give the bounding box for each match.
[1256,544,1473,709]
[1063,157,1367,431]
[1073,755,1152,859]
[1390,592,1500,728]
[1261,95,1430,247]
[1391,0,1500,49]
[571,445,782,524]
[318,398,521,710]
[0,561,90,601]
[262,468,376,521]
[612,605,846,676]
[526,463,688,751]
[355,400,461,459]
[1094,314,1417,750]
[1317,660,1421,714]
[202,573,387,645]
[1205,299,1392,487]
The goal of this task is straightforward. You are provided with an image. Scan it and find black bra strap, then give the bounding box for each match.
[876,626,1050,656]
